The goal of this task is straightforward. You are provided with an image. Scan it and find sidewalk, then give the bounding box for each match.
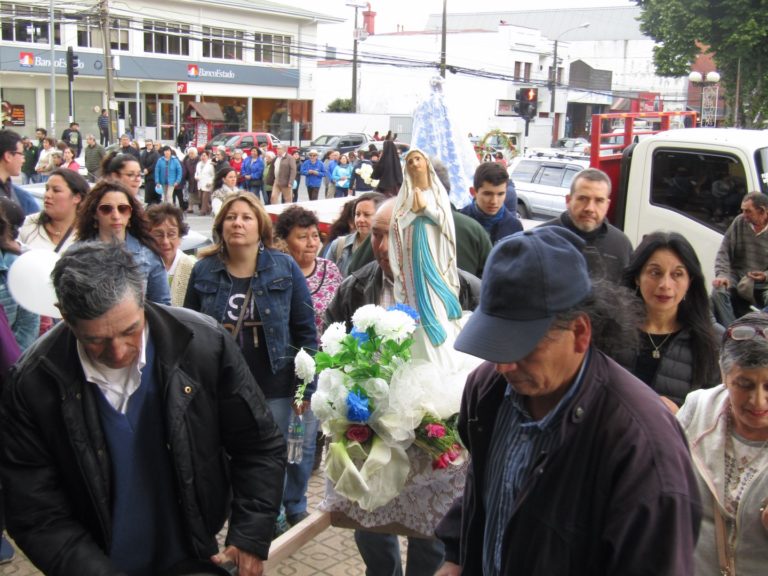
[0,469,413,575]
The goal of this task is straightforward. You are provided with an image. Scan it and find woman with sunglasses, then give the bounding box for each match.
[620,231,721,410]
[676,311,768,575]
[74,180,170,305]
[100,151,143,198]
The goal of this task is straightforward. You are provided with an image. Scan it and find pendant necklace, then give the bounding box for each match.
[647,332,673,359]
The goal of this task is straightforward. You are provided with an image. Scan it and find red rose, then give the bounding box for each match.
[432,453,451,470]
[346,424,372,443]
[424,423,446,438]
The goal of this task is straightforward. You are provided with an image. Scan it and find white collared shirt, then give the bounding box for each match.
[77,325,148,414]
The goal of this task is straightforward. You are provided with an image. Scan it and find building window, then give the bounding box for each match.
[1,3,61,44]
[255,33,291,64]
[76,16,129,51]
[513,61,531,82]
[524,62,532,81]
[143,21,190,55]
[202,26,243,60]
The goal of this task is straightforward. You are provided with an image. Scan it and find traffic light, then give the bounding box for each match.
[66,47,79,82]
[520,87,538,119]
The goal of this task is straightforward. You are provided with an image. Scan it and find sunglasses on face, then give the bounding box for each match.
[725,325,768,341]
[97,204,132,216]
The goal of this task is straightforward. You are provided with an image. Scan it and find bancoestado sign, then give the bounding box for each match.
[1,47,298,88]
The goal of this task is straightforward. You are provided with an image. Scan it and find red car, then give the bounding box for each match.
[202,132,296,156]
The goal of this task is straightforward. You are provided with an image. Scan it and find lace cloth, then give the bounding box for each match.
[320,445,466,537]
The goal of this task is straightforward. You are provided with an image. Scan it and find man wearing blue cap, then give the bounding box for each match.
[434,226,702,576]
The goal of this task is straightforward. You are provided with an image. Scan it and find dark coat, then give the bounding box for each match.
[325,261,480,330]
[0,304,287,576]
[435,350,702,575]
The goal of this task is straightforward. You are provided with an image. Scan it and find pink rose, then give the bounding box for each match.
[346,424,372,443]
[432,453,451,470]
[424,423,446,438]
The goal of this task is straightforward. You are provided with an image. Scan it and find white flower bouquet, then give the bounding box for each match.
[295,304,465,511]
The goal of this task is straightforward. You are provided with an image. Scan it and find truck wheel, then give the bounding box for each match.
[517,202,531,219]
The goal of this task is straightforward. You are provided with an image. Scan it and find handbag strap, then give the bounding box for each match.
[54,225,74,253]
[230,284,253,340]
[713,501,734,576]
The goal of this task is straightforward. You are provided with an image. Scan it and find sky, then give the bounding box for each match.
[289,0,636,34]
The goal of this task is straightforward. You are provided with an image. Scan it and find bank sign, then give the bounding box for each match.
[1,47,298,88]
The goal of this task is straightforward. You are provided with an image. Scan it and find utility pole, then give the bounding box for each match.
[98,0,117,144]
[440,0,447,78]
[49,0,56,136]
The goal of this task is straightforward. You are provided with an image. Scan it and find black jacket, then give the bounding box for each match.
[325,261,481,329]
[1,304,286,575]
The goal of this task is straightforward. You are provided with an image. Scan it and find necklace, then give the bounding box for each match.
[647,332,673,359]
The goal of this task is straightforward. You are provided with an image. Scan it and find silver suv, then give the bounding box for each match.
[509,156,589,219]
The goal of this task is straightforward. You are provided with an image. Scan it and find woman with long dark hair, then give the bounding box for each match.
[620,231,720,409]
[75,180,170,304]
[20,168,88,252]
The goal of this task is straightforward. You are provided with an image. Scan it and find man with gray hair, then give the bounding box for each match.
[271,143,296,204]
[542,167,633,283]
[1,242,286,576]
[712,191,768,325]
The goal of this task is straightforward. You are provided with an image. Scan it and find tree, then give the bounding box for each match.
[636,0,768,127]
[326,98,354,113]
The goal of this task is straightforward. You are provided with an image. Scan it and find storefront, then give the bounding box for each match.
[0,45,313,145]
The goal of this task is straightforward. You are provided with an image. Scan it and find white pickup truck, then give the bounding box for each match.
[590,112,768,285]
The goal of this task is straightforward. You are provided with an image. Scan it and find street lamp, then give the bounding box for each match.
[346,1,368,113]
[549,22,589,145]
[688,70,721,127]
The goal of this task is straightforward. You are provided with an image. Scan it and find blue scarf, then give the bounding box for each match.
[468,200,507,234]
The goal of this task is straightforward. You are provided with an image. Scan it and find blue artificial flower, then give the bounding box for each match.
[350,328,370,344]
[347,390,371,423]
[387,303,421,323]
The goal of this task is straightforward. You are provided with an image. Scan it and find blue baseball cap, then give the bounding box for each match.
[455,226,591,363]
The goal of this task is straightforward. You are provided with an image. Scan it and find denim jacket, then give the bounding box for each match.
[124,233,171,305]
[184,247,317,375]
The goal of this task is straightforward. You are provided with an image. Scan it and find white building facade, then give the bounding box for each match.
[0,0,340,145]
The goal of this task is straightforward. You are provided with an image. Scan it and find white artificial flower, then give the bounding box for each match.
[321,322,347,356]
[352,304,386,331]
[375,309,417,343]
[294,348,316,383]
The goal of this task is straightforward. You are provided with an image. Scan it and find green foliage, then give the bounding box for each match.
[636,0,768,127]
[326,98,354,113]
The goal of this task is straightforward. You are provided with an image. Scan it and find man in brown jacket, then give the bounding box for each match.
[271,144,296,204]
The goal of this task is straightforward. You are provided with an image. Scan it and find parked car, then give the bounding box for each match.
[298,133,374,160]
[508,156,589,219]
[203,132,283,156]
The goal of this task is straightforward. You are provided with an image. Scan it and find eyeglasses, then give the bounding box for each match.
[97,204,133,216]
[120,172,142,179]
[725,325,768,341]
[151,231,179,241]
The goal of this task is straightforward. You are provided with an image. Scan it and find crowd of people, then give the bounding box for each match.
[1,124,767,576]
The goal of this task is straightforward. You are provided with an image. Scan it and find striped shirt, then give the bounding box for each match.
[482,351,589,575]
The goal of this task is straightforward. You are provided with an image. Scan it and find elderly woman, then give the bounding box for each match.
[184,194,316,527]
[100,151,143,198]
[74,180,170,305]
[324,192,385,276]
[275,204,343,523]
[677,311,768,575]
[620,231,721,408]
[20,168,87,252]
[146,203,196,307]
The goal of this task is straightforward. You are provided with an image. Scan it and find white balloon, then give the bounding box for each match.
[7,249,61,318]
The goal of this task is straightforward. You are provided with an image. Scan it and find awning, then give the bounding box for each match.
[184,102,225,121]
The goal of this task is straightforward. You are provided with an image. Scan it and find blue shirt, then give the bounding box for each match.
[482,350,590,575]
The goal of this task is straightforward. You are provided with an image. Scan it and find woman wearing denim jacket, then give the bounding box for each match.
[73,180,171,305]
[184,193,317,526]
